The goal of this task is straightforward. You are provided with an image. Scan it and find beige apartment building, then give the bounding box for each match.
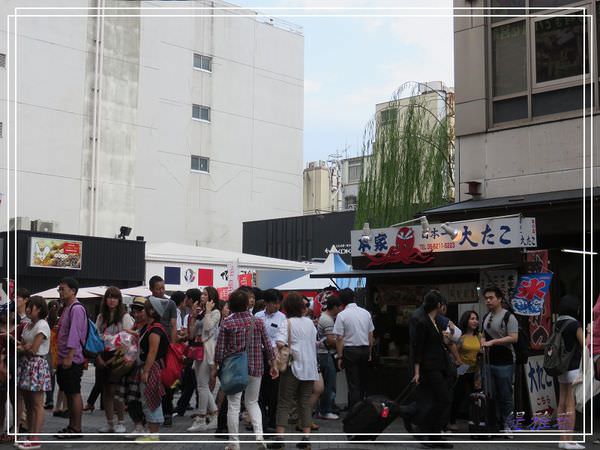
[452,0,599,201]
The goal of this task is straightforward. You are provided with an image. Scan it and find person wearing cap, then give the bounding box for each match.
[135,297,170,443]
[117,296,148,437]
[316,294,342,420]
[332,288,374,409]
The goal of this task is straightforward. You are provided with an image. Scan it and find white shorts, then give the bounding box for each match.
[558,369,579,384]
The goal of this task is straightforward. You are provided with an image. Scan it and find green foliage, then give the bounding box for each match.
[355,82,455,229]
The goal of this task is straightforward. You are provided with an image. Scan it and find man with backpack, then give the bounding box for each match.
[481,285,518,436]
[55,277,87,439]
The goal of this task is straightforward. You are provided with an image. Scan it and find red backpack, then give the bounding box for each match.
[148,323,184,389]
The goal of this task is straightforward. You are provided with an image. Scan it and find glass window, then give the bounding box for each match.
[491,0,525,23]
[535,13,588,83]
[530,0,580,8]
[493,96,528,123]
[192,104,211,122]
[191,155,209,172]
[348,164,361,183]
[532,84,585,116]
[492,21,527,96]
[193,53,212,72]
[380,108,397,124]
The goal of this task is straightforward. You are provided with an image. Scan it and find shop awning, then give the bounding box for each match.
[420,187,599,218]
[310,263,517,279]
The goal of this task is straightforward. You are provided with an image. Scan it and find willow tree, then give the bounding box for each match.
[355,82,455,229]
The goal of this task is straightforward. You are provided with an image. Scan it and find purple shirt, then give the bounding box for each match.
[57,301,88,365]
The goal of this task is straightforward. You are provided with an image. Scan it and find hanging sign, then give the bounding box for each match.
[30,237,82,270]
[526,250,553,350]
[351,217,537,258]
[511,273,553,317]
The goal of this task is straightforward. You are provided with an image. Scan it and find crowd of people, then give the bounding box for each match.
[0,276,598,450]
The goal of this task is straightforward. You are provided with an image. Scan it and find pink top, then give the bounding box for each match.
[591,295,600,356]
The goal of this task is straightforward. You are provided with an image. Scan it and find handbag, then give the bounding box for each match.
[219,316,255,395]
[573,343,600,412]
[275,320,292,373]
[187,341,205,361]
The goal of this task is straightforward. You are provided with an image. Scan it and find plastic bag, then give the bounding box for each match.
[109,331,139,380]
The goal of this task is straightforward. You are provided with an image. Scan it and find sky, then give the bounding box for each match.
[232,0,455,164]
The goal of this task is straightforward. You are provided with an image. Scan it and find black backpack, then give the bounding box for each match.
[543,319,577,377]
[483,310,529,365]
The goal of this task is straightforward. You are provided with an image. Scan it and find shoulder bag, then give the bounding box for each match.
[219,316,255,395]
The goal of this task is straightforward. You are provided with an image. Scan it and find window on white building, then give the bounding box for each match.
[0,53,5,68]
[191,155,209,173]
[345,195,357,209]
[193,53,212,72]
[0,122,3,138]
[192,104,211,122]
[348,163,362,183]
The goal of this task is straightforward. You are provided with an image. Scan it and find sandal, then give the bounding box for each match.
[83,404,95,413]
[55,426,82,439]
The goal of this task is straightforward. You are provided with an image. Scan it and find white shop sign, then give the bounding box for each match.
[351,217,537,257]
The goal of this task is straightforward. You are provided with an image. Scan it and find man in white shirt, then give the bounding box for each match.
[255,290,286,432]
[333,288,374,409]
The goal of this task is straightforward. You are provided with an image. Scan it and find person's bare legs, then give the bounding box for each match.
[30,392,45,442]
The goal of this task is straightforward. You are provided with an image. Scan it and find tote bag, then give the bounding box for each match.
[219,317,255,396]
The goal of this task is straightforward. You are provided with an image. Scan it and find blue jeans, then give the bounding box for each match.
[318,353,336,415]
[489,364,514,429]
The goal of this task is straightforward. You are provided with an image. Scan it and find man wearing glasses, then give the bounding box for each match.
[481,285,518,436]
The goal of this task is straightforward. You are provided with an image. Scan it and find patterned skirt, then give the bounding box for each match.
[18,355,52,392]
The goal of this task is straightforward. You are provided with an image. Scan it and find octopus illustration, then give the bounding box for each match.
[363,227,434,267]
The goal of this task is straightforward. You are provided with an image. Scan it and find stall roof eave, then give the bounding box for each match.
[309,263,518,278]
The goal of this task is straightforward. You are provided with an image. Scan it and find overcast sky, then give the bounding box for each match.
[232,0,454,164]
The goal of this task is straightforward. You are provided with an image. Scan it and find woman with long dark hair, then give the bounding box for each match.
[16,296,52,449]
[188,287,222,431]
[95,287,134,433]
[448,310,480,431]
[554,295,584,450]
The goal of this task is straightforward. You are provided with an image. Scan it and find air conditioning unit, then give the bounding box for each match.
[9,216,30,231]
[31,220,56,233]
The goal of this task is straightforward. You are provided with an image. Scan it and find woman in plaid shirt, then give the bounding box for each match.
[215,289,279,450]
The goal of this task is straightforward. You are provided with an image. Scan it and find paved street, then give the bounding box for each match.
[4,367,598,449]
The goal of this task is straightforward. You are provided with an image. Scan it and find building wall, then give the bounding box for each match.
[453,0,600,202]
[0,0,304,252]
[303,162,331,214]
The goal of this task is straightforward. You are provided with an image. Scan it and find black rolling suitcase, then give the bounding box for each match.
[469,347,497,439]
[343,382,416,441]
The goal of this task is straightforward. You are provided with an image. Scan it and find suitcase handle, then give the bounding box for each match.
[394,380,417,404]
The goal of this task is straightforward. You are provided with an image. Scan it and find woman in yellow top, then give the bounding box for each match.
[448,310,481,431]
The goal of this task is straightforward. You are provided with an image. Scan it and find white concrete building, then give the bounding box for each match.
[0,0,304,252]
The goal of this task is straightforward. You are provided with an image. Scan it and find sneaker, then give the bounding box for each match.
[206,414,218,430]
[163,415,173,427]
[563,443,585,450]
[187,417,207,432]
[135,435,160,444]
[318,413,339,420]
[114,422,126,433]
[98,423,114,433]
[16,442,41,450]
[127,425,146,440]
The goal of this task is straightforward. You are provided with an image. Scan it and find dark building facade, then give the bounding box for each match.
[1,230,146,293]
[243,210,356,263]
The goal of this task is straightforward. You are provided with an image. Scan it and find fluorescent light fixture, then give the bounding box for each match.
[360,222,371,244]
[561,249,598,256]
[441,223,459,239]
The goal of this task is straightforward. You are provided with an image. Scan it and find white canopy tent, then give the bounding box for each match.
[33,286,101,299]
[274,246,364,291]
[146,242,320,271]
